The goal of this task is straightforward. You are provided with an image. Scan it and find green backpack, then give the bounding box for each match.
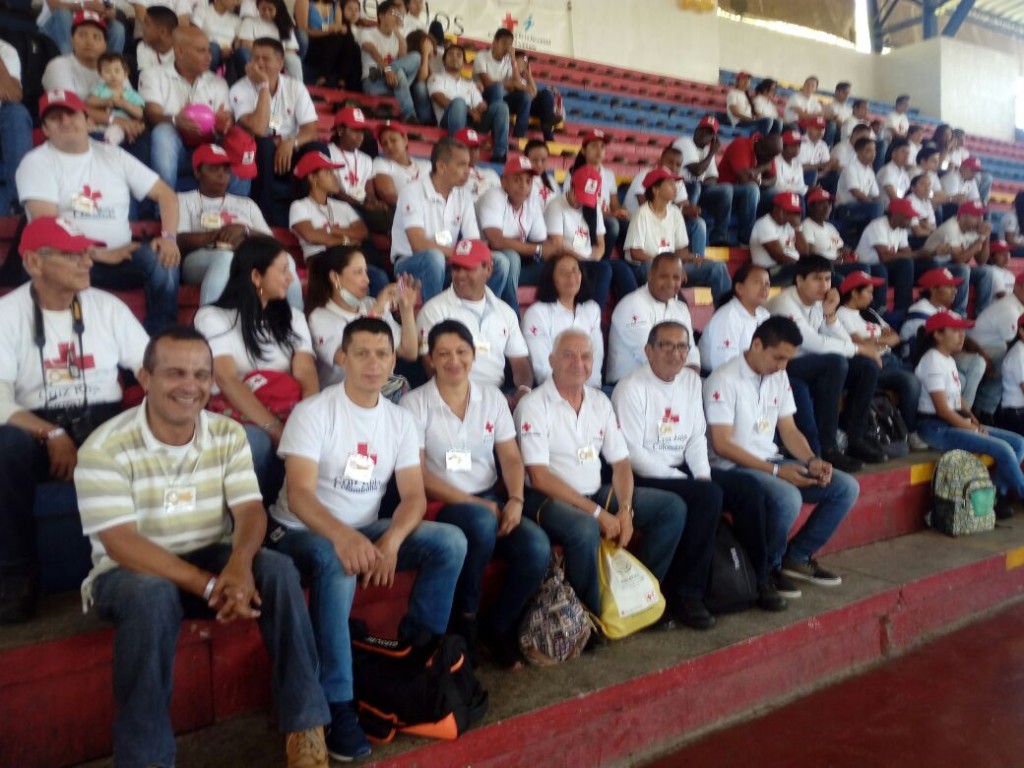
[929,449,996,537]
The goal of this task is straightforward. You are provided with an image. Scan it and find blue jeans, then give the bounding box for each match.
[362,52,431,124]
[243,424,284,508]
[41,9,125,54]
[436,495,550,633]
[523,484,685,614]
[0,101,32,215]
[871,258,914,310]
[914,259,971,317]
[786,353,849,453]
[581,260,613,310]
[90,242,179,334]
[0,426,51,573]
[918,419,1024,498]
[729,464,859,570]
[878,354,922,432]
[493,247,522,315]
[92,546,330,767]
[686,258,730,305]
[483,83,555,139]
[687,215,707,257]
[183,248,304,309]
[268,519,466,703]
[393,249,509,304]
[439,97,510,161]
[834,201,883,244]
[691,182,733,245]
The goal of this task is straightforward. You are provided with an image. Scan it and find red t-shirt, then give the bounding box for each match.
[717,137,758,185]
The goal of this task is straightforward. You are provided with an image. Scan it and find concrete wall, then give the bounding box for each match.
[876,38,944,125]
[938,36,1018,142]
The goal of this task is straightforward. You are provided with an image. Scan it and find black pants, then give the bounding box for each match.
[0,425,50,574]
[997,407,1024,437]
[306,32,360,90]
[709,467,771,585]
[787,352,878,449]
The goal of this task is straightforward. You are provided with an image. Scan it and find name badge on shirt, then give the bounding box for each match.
[350,186,366,203]
[164,486,197,514]
[435,230,453,247]
[658,421,675,438]
[71,193,97,215]
[572,232,589,252]
[201,212,223,230]
[755,414,772,433]
[344,453,375,483]
[445,449,472,472]
[474,339,491,355]
[268,116,282,134]
[577,445,598,465]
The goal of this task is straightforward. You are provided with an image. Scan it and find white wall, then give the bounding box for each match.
[938,37,1018,142]
[876,38,944,124]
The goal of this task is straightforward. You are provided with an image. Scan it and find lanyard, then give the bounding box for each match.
[32,287,89,415]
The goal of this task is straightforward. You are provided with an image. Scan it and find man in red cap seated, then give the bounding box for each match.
[799,187,850,267]
[798,115,837,190]
[674,116,738,247]
[749,191,804,286]
[941,156,985,206]
[853,197,925,311]
[38,0,125,56]
[326,107,391,233]
[229,37,319,224]
[759,129,807,216]
[455,127,501,201]
[0,217,149,623]
[725,71,773,136]
[16,89,181,335]
[922,200,994,316]
[717,131,781,245]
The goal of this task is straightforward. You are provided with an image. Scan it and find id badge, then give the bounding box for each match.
[474,339,491,356]
[344,453,375,482]
[351,186,366,203]
[445,449,472,472]
[71,194,97,215]
[268,116,282,134]
[658,421,675,438]
[200,212,222,230]
[435,230,453,247]
[572,232,589,252]
[577,445,598,464]
[755,414,771,433]
[164,486,197,514]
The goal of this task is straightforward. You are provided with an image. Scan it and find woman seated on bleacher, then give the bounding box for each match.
[235,0,303,80]
[305,245,419,396]
[370,121,431,211]
[520,252,604,389]
[751,78,783,135]
[525,139,560,206]
[913,311,1024,520]
[194,235,319,504]
[294,0,361,89]
[998,316,1024,436]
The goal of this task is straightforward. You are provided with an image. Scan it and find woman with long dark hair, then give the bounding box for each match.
[525,139,559,206]
[751,78,783,135]
[194,235,318,502]
[236,0,303,79]
[294,0,361,89]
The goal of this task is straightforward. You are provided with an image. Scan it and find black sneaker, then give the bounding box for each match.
[648,612,678,632]
[326,701,371,763]
[822,448,863,474]
[847,438,888,464]
[771,569,802,599]
[676,598,716,630]
[782,557,842,587]
[449,614,479,667]
[757,580,788,612]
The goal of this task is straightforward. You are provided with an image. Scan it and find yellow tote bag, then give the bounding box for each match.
[593,539,665,640]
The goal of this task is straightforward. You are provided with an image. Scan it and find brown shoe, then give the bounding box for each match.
[286,726,328,768]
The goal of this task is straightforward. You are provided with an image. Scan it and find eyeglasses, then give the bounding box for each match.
[38,249,94,263]
[655,341,690,353]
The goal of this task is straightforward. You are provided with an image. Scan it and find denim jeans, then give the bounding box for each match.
[709,467,772,585]
[42,9,125,54]
[436,495,550,633]
[0,426,50,574]
[492,247,522,315]
[243,424,285,509]
[914,259,970,316]
[871,257,914,310]
[786,353,849,452]
[90,242,180,334]
[581,260,612,310]
[183,248,303,309]
[686,258,730,305]
[362,52,431,124]
[878,354,922,432]
[687,215,707,258]
[0,101,32,215]
[439,98,510,162]
[974,342,1006,418]
[834,201,883,244]
[728,464,859,570]
[268,519,466,703]
[918,419,1024,498]
[691,182,733,245]
[523,484,685,613]
[955,351,986,410]
[788,377,822,455]
[92,546,330,767]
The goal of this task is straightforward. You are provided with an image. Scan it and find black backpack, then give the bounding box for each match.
[350,623,488,743]
[703,520,758,614]
[867,395,909,458]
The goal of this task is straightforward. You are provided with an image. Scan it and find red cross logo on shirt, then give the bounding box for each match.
[485,421,493,433]
[529,325,538,336]
[723,339,732,348]
[631,314,639,324]
[220,211,237,224]
[712,391,721,401]
[598,428,605,438]
[44,342,95,373]
[953,372,960,386]
[522,422,531,433]
[356,442,378,464]
[660,238,670,249]
[662,407,680,424]
[80,185,102,201]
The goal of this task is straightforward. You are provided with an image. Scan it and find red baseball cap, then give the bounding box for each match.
[991,240,1012,255]
[72,9,107,31]
[502,155,536,176]
[334,106,369,130]
[962,157,982,171]
[375,120,407,141]
[294,151,343,179]
[800,115,827,130]
[191,143,232,172]
[736,71,751,81]
[917,267,964,289]
[571,166,602,207]
[19,217,105,256]
[698,115,719,134]
[838,270,885,294]
[806,187,832,205]
[222,126,257,180]
[773,191,802,214]
[781,129,802,146]
[39,89,86,118]
[579,129,607,147]
[454,128,482,148]
[958,201,986,218]
[450,239,492,269]
[887,198,918,219]
[924,311,973,333]
[642,167,682,190]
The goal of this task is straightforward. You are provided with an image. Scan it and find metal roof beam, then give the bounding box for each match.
[942,0,976,36]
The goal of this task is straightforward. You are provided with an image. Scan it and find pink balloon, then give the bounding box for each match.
[178,103,216,147]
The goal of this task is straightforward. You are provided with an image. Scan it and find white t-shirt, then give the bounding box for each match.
[908,193,936,229]
[358,26,400,80]
[177,190,270,234]
[855,216,909,265]
[327,145,374,201]
[697,297,769,373]
[533,174,561,207]
[752,94,778,119]
[947,147,970,170]
[0,285,148,421]
[611,363,711,480]
[672,135,718,183]
[999,210,1019,242]
[725,88,751,125]
[193,305,313,381]
[623,203,688,263]
[1002,342,1024,409]
[229,74,317,139]
[307,300,402,389]
[371,155,429,199]
[783,91,821,125]
[923,218,981,263]
[136,43,174,73]
[799,137,830,168]
[773,155,807,195]
[827,99,853,124]
[0,41,20,97]
[139,65,229,117]
[623,165,688,217]
[801,218,845,261]
[940,171,981,203]
[968,293,1024,351]
[876,162,910,209]
[767,286,856,357]
[427,71,482,123]
[521,300,604,388]
[390,175,480,262]
[915,348,961,415]
[831,141,856,172]
[236,17,299,50]
[415,287,528,389]
[836,306,888,341]
[883,110,909,142]
[543,194,605,261]
[41,54,100,97]
[192,4,242,48]
[271,385,420,528]
[16,140,160,249]
[465,166,501,202]
[400,12,428,36]
[400,379,516,495]
[471,49,512,86]
[749,214,797,268]
[288,196,362,259]
[992,266,1016,297]
[514,378,628,496]
[703,353,797,468]
[837,159,879,205]
[606,284,700,381]
[900,298,943,348]
[477,187,547,243]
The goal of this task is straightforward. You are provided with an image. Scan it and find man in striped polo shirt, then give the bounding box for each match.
[75,327,332,768]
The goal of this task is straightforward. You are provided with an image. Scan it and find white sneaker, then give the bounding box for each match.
[908,432,929,452]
